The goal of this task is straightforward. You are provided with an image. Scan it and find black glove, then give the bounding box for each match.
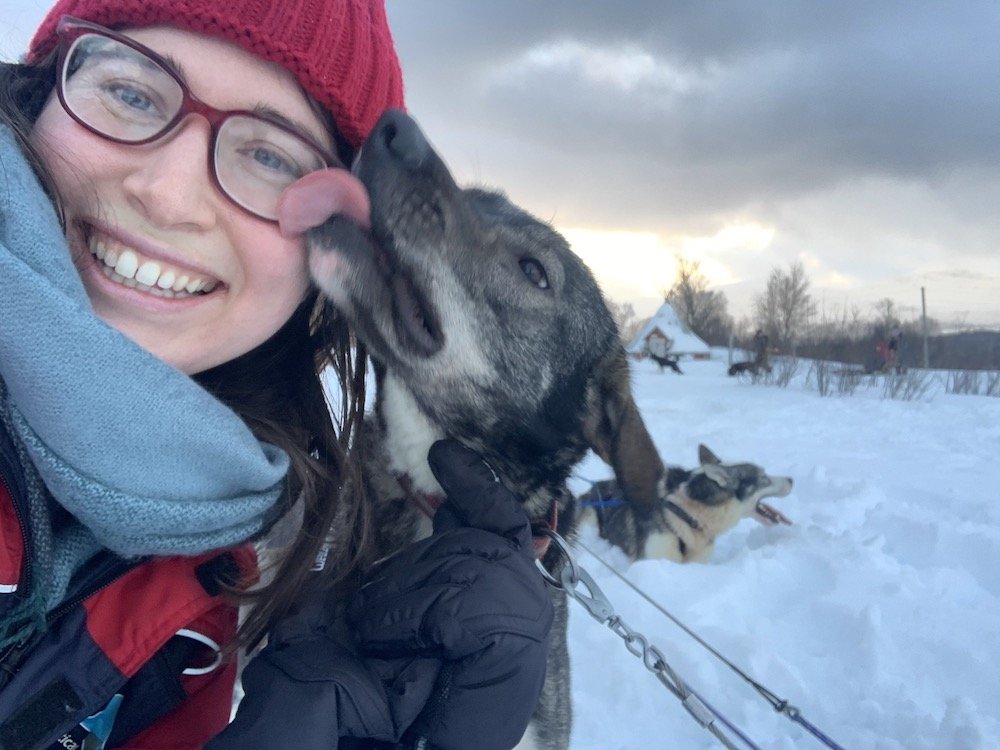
[208,440,552,750]
[348,439,553,749]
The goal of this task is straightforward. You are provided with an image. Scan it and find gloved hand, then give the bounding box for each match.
[208,440,553,750]
[348,439,553,749]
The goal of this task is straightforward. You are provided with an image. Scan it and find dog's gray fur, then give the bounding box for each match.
[305,111,785,750]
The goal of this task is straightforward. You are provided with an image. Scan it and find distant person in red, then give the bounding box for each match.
[875,328,902,373]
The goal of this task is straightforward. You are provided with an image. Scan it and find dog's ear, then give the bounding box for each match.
[582,347,665,517]
[698,444,722,466]
[701,463,736,490]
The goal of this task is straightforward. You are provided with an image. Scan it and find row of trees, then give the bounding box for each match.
[657,256,818,351]
[611,256,983,367]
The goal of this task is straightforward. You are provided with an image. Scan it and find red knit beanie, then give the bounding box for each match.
[27,0,405,148]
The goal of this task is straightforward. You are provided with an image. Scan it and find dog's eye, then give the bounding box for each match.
[519,258,550,289]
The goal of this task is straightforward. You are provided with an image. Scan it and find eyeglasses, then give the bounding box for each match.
[54,16,341,222]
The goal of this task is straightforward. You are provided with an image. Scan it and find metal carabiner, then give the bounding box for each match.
[532,528,615,623]
[563,562,615,623]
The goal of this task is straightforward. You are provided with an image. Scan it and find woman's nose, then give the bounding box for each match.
[121,117,221,231]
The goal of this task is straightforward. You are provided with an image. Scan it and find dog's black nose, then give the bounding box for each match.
[373,109,431,171]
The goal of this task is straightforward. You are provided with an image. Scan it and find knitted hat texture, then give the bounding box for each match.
[28,0,404,148]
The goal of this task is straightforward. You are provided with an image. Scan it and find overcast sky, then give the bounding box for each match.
[4,2,998,326]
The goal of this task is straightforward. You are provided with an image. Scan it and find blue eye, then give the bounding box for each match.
[105,83,157,114]
[252,148,287,171]
[247,146,299,177]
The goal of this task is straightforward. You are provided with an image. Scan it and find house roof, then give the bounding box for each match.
[626,301,711,354]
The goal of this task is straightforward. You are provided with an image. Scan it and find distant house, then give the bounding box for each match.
[626,301,711,360]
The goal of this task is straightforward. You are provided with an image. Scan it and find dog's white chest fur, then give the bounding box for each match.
[381,372,445,497]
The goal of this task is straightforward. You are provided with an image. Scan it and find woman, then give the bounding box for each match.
[0,1,552,747]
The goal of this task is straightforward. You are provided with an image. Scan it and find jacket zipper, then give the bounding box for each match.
[44,555,137,625]
[0,554,137,692]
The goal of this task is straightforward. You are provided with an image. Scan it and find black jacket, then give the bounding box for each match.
[210,440,554,750]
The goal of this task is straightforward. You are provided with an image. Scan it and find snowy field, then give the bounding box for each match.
[565,353,1000,750]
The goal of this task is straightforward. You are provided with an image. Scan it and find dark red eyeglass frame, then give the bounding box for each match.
[53,15,341,222]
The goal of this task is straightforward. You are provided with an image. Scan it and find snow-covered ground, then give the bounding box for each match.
[566,353,1000,750]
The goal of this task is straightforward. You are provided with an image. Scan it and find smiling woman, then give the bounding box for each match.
[32,22,327,373]
[0,1,557,748]
[0,1,400,746]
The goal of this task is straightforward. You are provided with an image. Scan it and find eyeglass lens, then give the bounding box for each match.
[60,32,329,220]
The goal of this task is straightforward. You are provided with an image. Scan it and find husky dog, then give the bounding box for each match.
[302,110,767,750]
[575,445,793,562]
[728,359,772,377]
[649,352,683,374]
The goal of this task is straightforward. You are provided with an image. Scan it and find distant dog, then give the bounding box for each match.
[305,110,759,750]
[575,445,793,562]
[728,359,771,377]
[649,352,683,374]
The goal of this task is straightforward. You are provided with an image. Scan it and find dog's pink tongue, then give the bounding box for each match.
[277,169,371,238]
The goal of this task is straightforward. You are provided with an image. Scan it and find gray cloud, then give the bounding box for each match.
[1,2,995,322]
[389,2,998,214]
[386,1,1000,323]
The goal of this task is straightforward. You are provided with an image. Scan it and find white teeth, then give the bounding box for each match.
[114,250,139,279]
[87,236,220,299]
[134,261,161,287]
[157,270,176,289]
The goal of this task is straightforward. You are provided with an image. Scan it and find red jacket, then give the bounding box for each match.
[0,422,256,749]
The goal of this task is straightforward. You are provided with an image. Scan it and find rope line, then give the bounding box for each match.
[542,529,755,749]
[687,686,763,750]
[574,538,847,750]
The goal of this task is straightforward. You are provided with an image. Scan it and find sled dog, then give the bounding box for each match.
[728,359,772,377]
[304,110,769,750]
[575,444,793,562]
[649,352,683,374]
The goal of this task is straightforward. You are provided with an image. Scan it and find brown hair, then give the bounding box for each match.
[0,54,373,649]
[197,295,372,650]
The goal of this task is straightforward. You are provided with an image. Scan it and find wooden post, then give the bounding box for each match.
[921,287,929,368]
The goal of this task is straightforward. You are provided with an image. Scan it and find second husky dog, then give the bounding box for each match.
[575,444,793,562]
[302,110,787,750]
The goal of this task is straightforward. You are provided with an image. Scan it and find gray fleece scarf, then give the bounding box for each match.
[0,126,289,639]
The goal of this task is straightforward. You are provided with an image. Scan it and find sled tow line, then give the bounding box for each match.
[536,527,753,750]
[561,531,848,750]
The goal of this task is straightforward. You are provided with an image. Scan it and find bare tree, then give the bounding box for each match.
[872,297,901,335]
[664,256,733,345]
[753,261,816,352]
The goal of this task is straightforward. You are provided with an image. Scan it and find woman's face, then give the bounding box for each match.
[31,26,334,374]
